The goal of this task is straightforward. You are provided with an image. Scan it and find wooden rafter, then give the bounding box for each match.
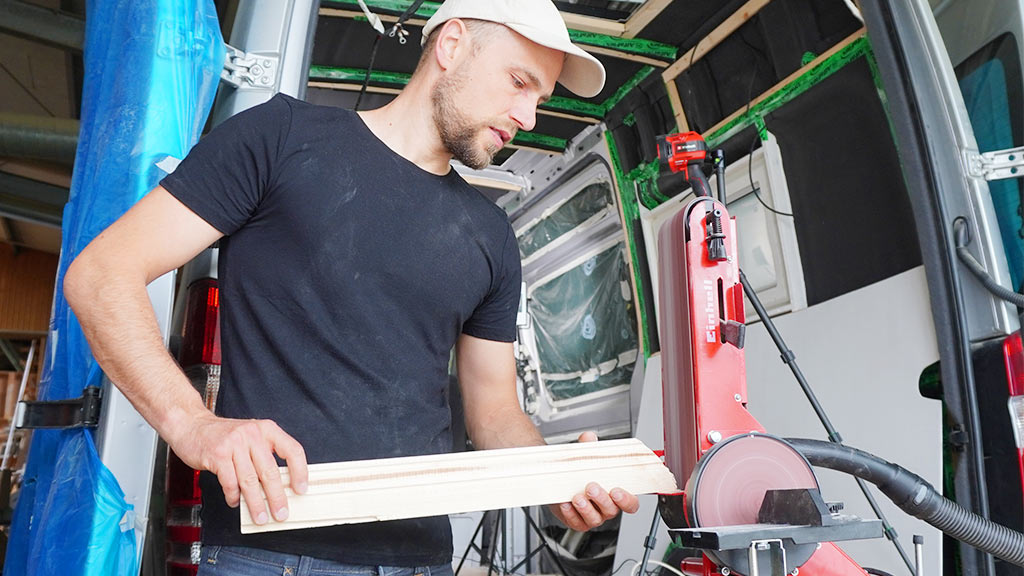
[623,0,673,39]
[241,438,677,533]
[662,0,774,83]
[701,28,867,139]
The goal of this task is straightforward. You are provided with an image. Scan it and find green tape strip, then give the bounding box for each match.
[568,30,677,60]
[601,66,655,115]
[512,131,567,150]
[544,96,605,118]
[309,65,412,85]
[322,0,440,18]
[605,131,653,359]
[706,35,870,148]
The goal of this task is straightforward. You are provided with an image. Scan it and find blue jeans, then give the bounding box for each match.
[197,545,456,576]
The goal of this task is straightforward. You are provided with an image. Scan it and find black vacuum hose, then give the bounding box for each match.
[785,438,1024,567]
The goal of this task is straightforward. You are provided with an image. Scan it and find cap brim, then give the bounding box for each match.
[505,23,606,98]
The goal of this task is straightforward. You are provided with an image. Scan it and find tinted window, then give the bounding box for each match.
[956,33,1024,292]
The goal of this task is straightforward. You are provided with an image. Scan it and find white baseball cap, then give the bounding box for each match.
[421,0,607,98]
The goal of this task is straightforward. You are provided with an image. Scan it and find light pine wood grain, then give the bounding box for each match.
[241,438,677,534]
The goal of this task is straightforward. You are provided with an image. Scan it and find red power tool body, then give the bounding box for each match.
[655,132,869,576]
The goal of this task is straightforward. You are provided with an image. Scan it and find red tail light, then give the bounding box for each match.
[167,277,221,575]
[1004,331,1024,501]
[179,278,221,367]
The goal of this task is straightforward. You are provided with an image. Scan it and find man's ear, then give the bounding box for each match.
[434,18,470,71]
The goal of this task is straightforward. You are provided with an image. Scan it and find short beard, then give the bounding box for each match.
[431,66,500,170]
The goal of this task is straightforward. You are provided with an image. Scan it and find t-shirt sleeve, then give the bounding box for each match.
[462,223,523,342]
[159,94,293,235]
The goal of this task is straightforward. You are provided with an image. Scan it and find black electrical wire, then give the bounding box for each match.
[953,218,1024,307]
[738,47,793,218]
[354,33,382,112]
[354,0,427,112]
[745,135,794,217]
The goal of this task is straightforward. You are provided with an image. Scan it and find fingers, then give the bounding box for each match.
[270,427,309,495]
[250,434,289,523]
[577,430,599,443]
[610,488,640,514]
[198,418,306,526]
[554,483,642,531]
[234,444,270,525]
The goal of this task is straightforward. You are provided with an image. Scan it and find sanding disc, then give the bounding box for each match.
[687,433,819,527]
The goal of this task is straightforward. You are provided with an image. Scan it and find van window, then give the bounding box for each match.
[527,242,638,401]
[955,33,1024,292]
[518,182,615,260]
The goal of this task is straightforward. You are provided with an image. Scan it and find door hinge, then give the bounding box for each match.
[221,44,278,89]
[966,146,1024,181]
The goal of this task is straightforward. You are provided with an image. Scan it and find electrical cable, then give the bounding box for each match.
[354,0,426,112]
[738,46,793,218]
[746,135,794,217]
[953,218,1024,307]
[354,33,382,112]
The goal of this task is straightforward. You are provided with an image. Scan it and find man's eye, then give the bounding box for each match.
[512,76,526,89]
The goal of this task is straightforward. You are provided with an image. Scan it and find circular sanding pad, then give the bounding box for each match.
[688,433,819,527]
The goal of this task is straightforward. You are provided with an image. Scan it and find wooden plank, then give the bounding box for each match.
[701,29,866,139]
[662,0,774,83]
[241,438,677,533]
[560,12,626,37]
[623,0,673,39]
[583,45,668,68]
[664,78,689,132]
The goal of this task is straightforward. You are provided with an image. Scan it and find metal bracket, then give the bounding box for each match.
[15,386,102,429]
[748,539,787,576]
[966,146,1024,180]
[221,44,278,89]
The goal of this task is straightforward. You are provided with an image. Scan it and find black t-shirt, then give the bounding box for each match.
[160,94,521,566]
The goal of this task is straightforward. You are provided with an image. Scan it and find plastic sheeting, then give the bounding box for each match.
[519,182,615,259]
[529,243,638,401]
[5,1,224,574]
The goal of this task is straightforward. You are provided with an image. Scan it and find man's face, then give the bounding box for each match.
[431,25,564,170]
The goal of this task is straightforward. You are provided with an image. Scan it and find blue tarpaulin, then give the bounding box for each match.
[5,0,224,573]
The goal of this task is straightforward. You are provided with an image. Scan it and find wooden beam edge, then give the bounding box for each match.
[662,0,774,82]
[701,28,866,139]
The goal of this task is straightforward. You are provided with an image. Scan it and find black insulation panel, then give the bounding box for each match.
[764,57,921,305]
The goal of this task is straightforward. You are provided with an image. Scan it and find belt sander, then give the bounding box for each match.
[651,132,1024,576]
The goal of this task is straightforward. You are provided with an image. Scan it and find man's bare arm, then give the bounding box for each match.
[455,334,638,531]
[64,186,307,525]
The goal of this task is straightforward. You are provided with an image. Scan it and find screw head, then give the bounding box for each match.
[791,569,799,576]
[734,393,742,402]
[721,568,731,576]
[262,59,272,67]
[260,76,271,85]
[708,430,723,444]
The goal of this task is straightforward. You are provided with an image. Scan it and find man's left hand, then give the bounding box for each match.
[549,431,640,531]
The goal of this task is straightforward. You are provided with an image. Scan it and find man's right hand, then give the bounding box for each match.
[168,413,309,525]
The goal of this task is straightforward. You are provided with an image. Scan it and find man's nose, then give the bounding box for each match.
[511,98,538,133]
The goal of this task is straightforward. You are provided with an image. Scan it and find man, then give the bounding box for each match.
[64,0,639,573]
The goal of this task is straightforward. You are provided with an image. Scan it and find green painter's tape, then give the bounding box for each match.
[602,66,655,115]
[568,30,676,60]
[604,131,653,359]
[309,65,411,85]
[512,131,567,150]
[322,0,440,18]
[544,96,605,118]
